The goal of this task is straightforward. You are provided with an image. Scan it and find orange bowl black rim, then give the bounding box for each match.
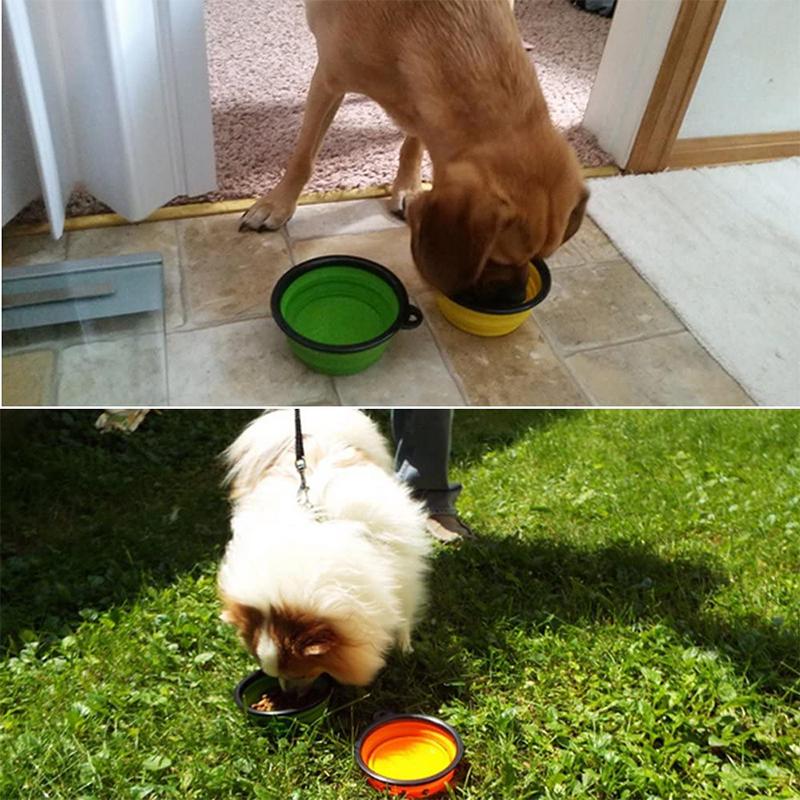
[354,713,464,788]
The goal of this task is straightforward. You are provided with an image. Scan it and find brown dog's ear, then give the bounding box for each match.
[562,186,589,245]
[410,185,505,296]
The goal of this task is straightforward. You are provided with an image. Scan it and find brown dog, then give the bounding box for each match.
[240,0,588,307]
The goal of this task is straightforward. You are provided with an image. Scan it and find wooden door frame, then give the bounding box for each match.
[626,0,726,173]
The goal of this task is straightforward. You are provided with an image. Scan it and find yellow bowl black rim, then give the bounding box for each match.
[451,258,551,314]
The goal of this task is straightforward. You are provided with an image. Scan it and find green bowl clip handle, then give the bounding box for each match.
[401,304,423,330]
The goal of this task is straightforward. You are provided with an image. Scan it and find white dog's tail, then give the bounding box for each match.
[224,409,393,499]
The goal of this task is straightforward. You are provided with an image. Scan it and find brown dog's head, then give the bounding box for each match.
[407,131,588,308]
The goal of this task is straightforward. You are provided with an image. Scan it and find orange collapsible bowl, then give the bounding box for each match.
[355,713,464,797]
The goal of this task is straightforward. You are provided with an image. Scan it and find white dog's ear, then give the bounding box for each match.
[218,596,264,654]
[299,624,338,656]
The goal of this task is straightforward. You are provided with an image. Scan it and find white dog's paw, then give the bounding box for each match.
[397,629,414,653]
[239,194,295,232]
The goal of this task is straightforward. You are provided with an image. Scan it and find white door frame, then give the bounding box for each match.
[152,0,217,199]
[583,0,682,168]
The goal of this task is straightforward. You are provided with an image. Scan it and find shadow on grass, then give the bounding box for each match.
[0,409,259,654]
[367,409,580,470]
[450,409,578,468]
[344,535,798,730]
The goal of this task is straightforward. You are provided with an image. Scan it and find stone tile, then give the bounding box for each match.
[287,198,405,241]
[335,310,465,406]
[546,236,589,269]
[67,220,184,330]
[2,232,67,267]
[578,215,622,261]
[2,323,83,353]
[177,213,291,327]
[534,260,684,353]
[291,227,428,295]
[3,312,165,353]
[531,212,618,270]
[57,334,167,405]
[167,317,338,405]
[2,350,56,405]
[416,290,588,406]
[567,331,754,406]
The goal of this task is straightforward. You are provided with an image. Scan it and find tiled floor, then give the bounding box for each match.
[2,198,753,406]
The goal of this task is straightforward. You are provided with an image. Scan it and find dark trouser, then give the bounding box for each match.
[391,410,461,516]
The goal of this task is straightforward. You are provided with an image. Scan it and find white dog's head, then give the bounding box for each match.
[219,515,399,690]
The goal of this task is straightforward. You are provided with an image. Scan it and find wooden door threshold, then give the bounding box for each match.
[668,131,800,169]
[4,164,620,238]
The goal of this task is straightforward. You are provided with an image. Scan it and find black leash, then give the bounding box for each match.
[294,409,312,510]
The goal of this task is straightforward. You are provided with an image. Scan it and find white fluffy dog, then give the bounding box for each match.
[218,409,431,689]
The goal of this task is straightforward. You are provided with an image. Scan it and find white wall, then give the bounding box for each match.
[680,0,800,138]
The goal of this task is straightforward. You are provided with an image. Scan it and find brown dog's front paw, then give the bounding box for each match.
[239,196,295,232]
[388,190,417,222]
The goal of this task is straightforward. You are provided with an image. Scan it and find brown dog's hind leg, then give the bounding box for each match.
[240,66,344,232]
[389,135,424,221]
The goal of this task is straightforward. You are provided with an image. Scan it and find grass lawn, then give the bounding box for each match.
[1,409,798,799]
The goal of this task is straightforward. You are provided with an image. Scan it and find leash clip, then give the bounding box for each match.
[294,408,312,510]
[295,455,312,509]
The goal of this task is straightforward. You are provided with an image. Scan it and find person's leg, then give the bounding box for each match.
[392,410,472,540]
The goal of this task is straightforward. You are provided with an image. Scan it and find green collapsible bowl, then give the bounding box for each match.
[233,670,334,732]
[271,255,423,375]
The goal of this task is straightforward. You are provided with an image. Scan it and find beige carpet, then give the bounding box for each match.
[588,159,800,406]
[14,0,612,222]
[206,0,612,201]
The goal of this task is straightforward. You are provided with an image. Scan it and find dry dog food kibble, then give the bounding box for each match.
[251,690,287,712]
[250,685,325,712]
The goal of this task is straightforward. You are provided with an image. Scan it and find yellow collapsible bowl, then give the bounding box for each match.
[435,258,551,337]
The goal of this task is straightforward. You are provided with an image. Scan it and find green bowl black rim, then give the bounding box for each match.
[354,712,465,788]
[233,670,333,719]
[270,255,423,354]
[451,258,551,314]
